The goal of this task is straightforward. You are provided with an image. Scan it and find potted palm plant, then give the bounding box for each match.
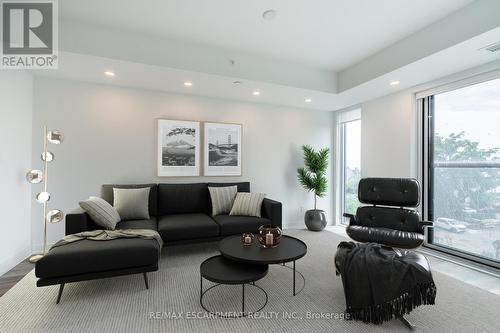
[297,145,330,231]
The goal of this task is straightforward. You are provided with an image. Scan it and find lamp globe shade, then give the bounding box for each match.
[41,151,54,162]
[47,130,64,144]
[26,170,43,184]
[36,191,50,203]
[47,209,64,223]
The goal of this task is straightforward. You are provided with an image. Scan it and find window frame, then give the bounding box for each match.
[418,74,500,269]
[336,108,361,225]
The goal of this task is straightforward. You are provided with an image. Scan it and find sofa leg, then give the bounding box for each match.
[56,284,65,304]
[143,273,149,290]
[399,316,415,330]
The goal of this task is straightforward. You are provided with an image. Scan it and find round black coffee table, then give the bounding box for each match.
[200,255,268,318]
[219,235,307,296]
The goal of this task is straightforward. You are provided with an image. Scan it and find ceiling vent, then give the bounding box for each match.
[480,42,500,53]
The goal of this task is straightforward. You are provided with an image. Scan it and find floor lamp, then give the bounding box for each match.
[26,126,65,263]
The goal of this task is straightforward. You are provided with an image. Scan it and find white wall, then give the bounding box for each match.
[0,71,33,275]
[32,77,334,248]
[360,91,416,178]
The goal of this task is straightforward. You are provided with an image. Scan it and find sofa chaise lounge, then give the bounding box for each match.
[35,182,282,303]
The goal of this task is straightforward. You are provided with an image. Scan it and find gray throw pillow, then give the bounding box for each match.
[229,192,266,218]
[209,186,238,216]
[79,196,121,230]
[113,187,150,220]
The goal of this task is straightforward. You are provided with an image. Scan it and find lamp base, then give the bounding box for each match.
[29,254,44,263]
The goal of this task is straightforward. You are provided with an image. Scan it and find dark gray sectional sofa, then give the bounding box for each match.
[35,182,282,303]
[66,182,282,242]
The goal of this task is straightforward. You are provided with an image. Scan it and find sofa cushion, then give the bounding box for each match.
[113,187,151,220]
[207,182,249,215]
[115,217,157,231]
[230,192,266,217]
[158,213,219,241]
[213,215,270,236]
[208,185,238,216]
[35,238,160,279]
[102,184,158,217]
[158,183,209,215]
[207,182,250,193]
[79,196,120,230]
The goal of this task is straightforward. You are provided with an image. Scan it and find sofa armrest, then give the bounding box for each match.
[65,207,100,235]
[261,198,282,228]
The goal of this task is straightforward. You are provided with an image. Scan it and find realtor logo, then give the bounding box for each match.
[1,0,58,69]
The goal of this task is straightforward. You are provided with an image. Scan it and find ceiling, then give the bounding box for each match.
[32,0,500,111]
[37,24,500,111]
[59,0,474,71]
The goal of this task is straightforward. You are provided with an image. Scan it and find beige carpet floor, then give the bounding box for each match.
[0,229,499,333]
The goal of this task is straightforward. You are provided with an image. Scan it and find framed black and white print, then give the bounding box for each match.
[204,122,242,176]
[157,119,200,177]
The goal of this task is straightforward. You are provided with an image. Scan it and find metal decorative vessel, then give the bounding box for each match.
[305,209,327,231]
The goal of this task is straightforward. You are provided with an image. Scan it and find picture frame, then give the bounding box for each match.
[203,122,242,176]
[157,119,200,177]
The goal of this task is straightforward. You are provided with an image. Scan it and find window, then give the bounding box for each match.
[421,76,500,266]
[338,109,361,224]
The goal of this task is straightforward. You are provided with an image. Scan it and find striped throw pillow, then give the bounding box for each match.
[209,186,238,216]
[229,192,266,218]
[79,196,121,230]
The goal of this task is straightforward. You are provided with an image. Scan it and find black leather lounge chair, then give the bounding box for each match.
[336,177,436,330]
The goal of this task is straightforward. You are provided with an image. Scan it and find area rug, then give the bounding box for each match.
[0,229,498,333]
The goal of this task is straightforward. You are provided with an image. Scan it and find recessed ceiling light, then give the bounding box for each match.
[262,9,277,21]
[184,81,193,87]
[104,71,115,77]
[305,98,312,103]
[253,91,261,96]
[390,80,400,86]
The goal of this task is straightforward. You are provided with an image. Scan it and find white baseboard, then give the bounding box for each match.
[0,246,31,276]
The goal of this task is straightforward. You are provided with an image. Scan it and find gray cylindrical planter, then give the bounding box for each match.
[304,209,327,231]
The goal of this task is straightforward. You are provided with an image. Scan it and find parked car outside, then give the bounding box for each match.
[462,207,477,214]
[465,218,497,229]
[435,217,467,233]
[480,219,498,229]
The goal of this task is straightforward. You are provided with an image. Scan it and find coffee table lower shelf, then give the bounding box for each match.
[199,255,269,318]
[200,280,268,318]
